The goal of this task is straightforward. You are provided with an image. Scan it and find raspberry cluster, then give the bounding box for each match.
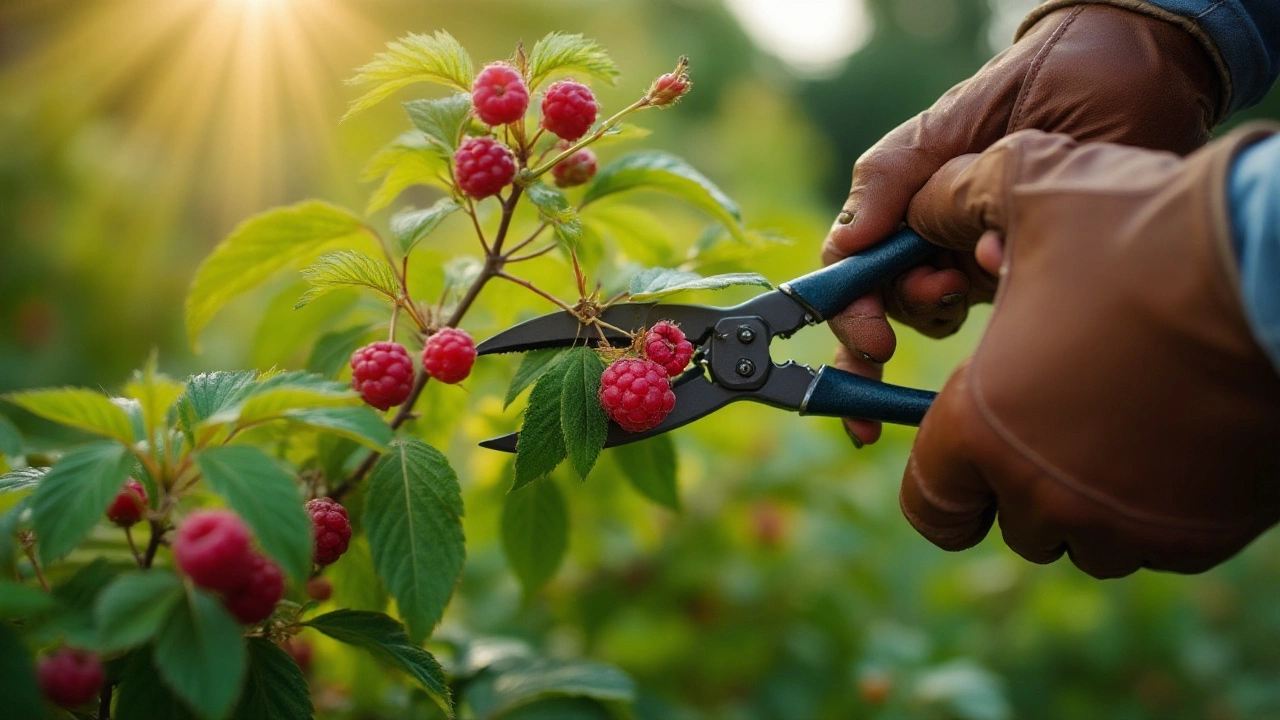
[423,328,476,384]
[541,80,598,141]
[306,497,352,567]
[351,341,415,410]
[172,510,284,624]
[455,137,516,200]
[644,321,693,377]
[106,478,147,527]
[599,358,676,433]
[552,149,597,188]
[38,649,103,709]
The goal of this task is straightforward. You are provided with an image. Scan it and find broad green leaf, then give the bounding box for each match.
[117,650,200,720]
[5,388,134,445]
[296,251,401,309]
[593,123,652,148]
[501,479,568,595]
[614,435,679,510]
[514,356,569,491]
[0,414,21,457]
[179,371,259,425]
[282,406,393,451]
[364,440,465,642]
[525,182,583,248]
[0,580,55,618]
[362,135,452,215]
[328,536,388,612]
[95,570,185,652]
[212,372,360,427]
[186,200,368,346]
[0,624,42,720]
[233,639,314,720]
[31,442,133,564]
[0,467,45,494]
[391,198,462,254]
[466,656,634,720]
[581,204,675,267]
[687,226,792,268]
[404,93,473,156]
[559,347,607,479]
[154,587,247,720]
[628,268,770,302]
[344,31,475,120]
[505,349,568,409]
[305,609,451,716]
[526,32,619,89]
[307,325,379,379]
[501,697,615,720]
[0,498,28,576]
[125,353,186,442]
[583,152,744,239]
[196,446,311,582]
[47,558,121,650]
[442,256,483,308]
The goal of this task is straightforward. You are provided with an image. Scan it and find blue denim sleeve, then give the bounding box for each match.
[1229,134,1280,374]
[1142,0,1280,115]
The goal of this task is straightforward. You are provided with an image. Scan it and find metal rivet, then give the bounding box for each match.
[736,325,756,344]
[735,359,755,377]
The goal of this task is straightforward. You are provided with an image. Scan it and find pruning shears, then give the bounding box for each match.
[477,228,938,451]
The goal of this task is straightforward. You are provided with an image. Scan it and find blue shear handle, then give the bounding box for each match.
[784,227,935,321]
[801,366,936,426]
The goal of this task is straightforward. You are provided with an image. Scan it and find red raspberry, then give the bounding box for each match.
[305,576,333,602]
[599,358,676,433]
[306,497,352,567]
[540,80,598,141]
[37,649,103,709]
[423,328,476,384]
[471,63,529,126]
[105,478,147,527]
[173,510,255,594]
[648,68,691,107]
[221,552,284,624]
[644,321,694,377]
[350,341,414,411]
[454,137,516,200]
[551,149,597,188]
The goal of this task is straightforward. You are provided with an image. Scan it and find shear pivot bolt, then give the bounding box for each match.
[735,359,755,377]
[736,325,756,344]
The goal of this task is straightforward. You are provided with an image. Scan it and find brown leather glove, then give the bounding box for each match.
[823,3,1224,445]
[899,124,1280,578]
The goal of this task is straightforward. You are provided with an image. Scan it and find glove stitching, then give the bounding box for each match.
[1008,7,1083,134]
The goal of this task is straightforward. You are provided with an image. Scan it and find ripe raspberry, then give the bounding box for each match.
[540,80,598,141]
[551,149,597,188]
[471,63,529,126]
[305,576,333,602]
[599,358,676,433]
[350,341,414,411]
[454,137,516,199]
[306,497,352,567]
[105,478,147,527]
[37,649,103,709]
[173,510,255,594]
[423,328,476,384]
[644,321,694,377]
[648,63,691,107]
[221,552,284,624]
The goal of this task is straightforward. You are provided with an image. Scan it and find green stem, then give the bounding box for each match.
[524,97,650,180]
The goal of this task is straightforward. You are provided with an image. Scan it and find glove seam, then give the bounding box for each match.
[1008,7,1083,134]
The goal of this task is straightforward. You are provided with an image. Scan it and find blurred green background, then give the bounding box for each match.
[4,0,1280,718]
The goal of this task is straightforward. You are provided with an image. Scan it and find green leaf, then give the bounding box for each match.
[442,256,483,309]
[213,372,360,426]
[526,33,619,89]
[179,371,259,425]
[125,353,186,443]
[0,498,29,576]
[186,200,367,346]
[501,697,615,720]
[282,407,392,451]
[559,347,607,479]
[296,251,401,309]
[154,587,247,720]
[47,558,120,649]
[391,198,462,254]
[306,325,379,379]
[466,656,634,720]
[233,639,314,720]
[196,446,312,582]
[501,479,568,595]
[344,31,475,121]
[117,650,200,720]
[584,152,744,240]
[328,536,388,612]
[0,624,42,720]
[5,388,135,445]
[514,356,569,491]
[614,436,679,510]
[0,579,55,618]
[0,413,22,457]
[505,349,568,409]
[628,268,770,302]
[404,93,473,156]
[362,134,452,216]
[525,182,583,248]
[31,441,133,564]
[0,467,45,494]
[364,440,465,642]
[95,570,186,652]
[305,609,452,716]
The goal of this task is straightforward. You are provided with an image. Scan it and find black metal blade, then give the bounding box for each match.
[476,304,727,356]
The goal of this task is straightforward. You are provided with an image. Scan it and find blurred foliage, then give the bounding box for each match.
[2,0,1280,718]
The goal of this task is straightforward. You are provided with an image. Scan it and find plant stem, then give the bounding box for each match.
[24,547,48,592]
[502,222,550,259]
[497,271,575,312]
[98,682,113,720]
[125,526,144,568]
[525,97,650,180]
[143,519,165,568]
[507,242,558,263]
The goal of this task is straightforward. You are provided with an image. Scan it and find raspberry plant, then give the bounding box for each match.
[0,31,780,718]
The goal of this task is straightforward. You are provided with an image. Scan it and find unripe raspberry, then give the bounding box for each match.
[350,341,414,411]
[305,576,333,602]
[306,497,352,567]
[173,510,255,594]
[599,358,676,433]
[105,478,147,527]
[423,328,476,384]
[221,552,284,624]
[540,80,598,141]
[471,63,529,126]
[644,321,694,377]
[454,137,516,199]
[551,149,597,188]
[37,649,103,709]
[648,58,691,107]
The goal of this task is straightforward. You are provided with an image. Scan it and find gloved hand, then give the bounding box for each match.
[899,125,1280,578]
[824,3,1223,445]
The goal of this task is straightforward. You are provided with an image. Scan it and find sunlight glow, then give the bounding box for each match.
[723,0,871,77]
